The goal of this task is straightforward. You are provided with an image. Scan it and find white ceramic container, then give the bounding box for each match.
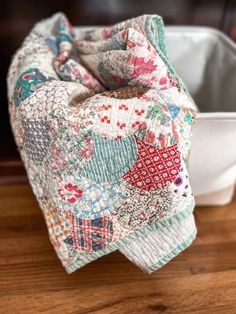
[165,27,236,205]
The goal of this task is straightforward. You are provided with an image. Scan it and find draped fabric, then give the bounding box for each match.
[7,13,197,273]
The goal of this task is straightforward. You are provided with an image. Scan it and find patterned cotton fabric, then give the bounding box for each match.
[7,12,197,273]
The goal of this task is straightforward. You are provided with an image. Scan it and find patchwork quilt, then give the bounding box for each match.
[7,12,197,273]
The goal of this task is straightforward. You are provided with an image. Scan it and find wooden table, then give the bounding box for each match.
[0,184,236,314]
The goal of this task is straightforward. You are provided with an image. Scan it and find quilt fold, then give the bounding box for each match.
[7,12,197,273]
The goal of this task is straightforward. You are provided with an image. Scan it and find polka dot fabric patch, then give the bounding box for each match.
[123,136,181,190]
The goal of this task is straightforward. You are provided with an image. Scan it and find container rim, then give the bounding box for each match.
[197,112,236,120]
[165,26,236,53]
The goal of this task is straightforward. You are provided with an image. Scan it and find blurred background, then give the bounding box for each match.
[0,0,236,183]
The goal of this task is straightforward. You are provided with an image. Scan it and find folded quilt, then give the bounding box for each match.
[7,12,197,273]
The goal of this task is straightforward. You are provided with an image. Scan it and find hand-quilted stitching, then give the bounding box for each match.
[23,119,51,163]
[80,132,138,182]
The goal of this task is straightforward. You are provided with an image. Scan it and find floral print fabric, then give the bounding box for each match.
[7,12,197,273]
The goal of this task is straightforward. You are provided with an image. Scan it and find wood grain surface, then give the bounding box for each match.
[0,184,236,314]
